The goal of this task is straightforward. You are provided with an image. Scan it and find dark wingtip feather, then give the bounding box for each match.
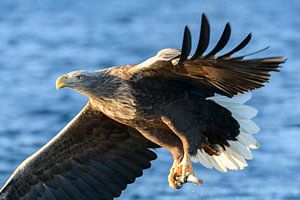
[205,22,231,58]
[280,57,288,63]
[232,46,270,60]
[179,26,192,63]
[190,13,211,60]
[218,33,252,59]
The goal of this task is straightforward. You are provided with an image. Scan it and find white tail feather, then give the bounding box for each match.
[197,150,213,169]
[237,132,259,149]
[231,105,258,119]
[191,93,259,172]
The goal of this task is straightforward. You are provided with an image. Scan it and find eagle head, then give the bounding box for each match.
[55,69,123,100]
[56,70,98,91]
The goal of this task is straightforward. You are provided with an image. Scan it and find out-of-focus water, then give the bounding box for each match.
[0,0,299,199]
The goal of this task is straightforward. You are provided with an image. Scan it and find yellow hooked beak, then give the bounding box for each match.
[56,75,68,90]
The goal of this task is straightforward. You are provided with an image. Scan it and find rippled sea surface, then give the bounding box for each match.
[0,1,299,199]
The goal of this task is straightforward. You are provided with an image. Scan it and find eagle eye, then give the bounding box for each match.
[75,75,83,80]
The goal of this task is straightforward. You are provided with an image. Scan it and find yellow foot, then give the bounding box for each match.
[168,159,181,189]
[168,163,186,189]
[168,170,177,189]
[173,161,203,187]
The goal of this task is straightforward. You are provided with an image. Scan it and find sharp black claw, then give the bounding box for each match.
[176,184,183,189]
[184,176,188,183]
[175,180,184,189]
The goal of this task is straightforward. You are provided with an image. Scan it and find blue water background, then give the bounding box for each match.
[0,0,299,199]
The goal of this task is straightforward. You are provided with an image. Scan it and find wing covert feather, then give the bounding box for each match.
[131,14,285,97]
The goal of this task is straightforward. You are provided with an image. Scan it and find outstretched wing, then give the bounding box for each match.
[131,14,286,97]
[0,103,157,200]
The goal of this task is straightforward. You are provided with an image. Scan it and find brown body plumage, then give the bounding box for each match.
[0,14,285,200]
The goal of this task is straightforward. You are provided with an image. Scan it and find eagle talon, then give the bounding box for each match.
[171,159,203,188]
[169,174,185,189]
[175,181,184,189]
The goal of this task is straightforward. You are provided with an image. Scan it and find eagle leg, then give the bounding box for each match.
[136,128,184,189]
[161,116,203,188]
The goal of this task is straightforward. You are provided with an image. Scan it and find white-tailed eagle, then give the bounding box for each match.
[0,14,285,200]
